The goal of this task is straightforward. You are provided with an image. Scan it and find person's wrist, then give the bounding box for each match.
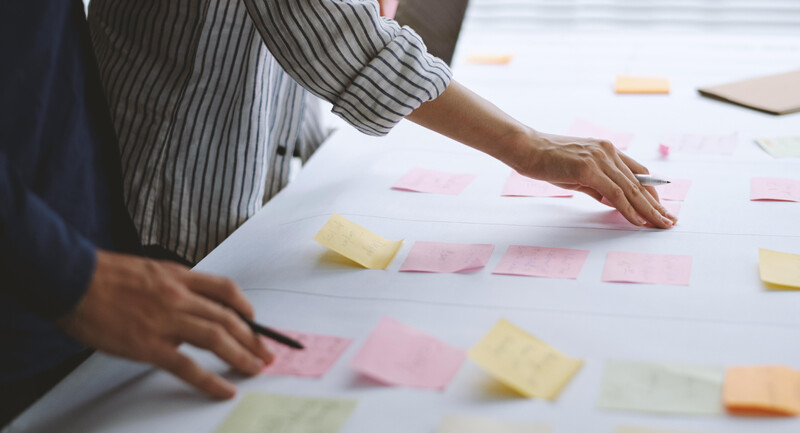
[499,124,538,174]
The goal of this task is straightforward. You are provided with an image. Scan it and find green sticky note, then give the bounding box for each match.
[755,136,800,158]
[214,392,357,433]
[597,360,725,415]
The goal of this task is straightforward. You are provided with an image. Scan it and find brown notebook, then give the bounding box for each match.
[698,69,800,115]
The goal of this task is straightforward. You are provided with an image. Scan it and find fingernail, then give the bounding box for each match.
[661,216,674,226]
[638,217,648,226]
[666,212,678,221]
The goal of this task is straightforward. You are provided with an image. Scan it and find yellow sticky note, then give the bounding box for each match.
[313,214,402,269]
[214,392,356,433]
[759,248,800,289]
[467,54,513,65]
[614,75,670,94]
[469,319,583,400]
[723,366,800,416]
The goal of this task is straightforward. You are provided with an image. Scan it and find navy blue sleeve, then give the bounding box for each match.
[0,152,96,319]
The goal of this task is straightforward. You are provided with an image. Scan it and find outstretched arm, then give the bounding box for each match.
[407,80,676,228]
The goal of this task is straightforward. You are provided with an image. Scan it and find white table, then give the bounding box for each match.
[7,28,800,433]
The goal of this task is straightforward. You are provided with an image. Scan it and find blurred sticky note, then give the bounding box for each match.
[436,415,552,433]
[400,241,494,273]
[469,319,583,400]
[214,392,356,433]
[314,213,402,269]
[392,167,476,195]
[597,360,725,415]
[614,76,670,94]
[350,317,466,390]
[657,178,691,201]
[756,136,800,158]
[759,248,800,289]
[567,119,634,150]
[658,143,671,157]
[750,177,800,202]
[602,250,692,286]
[615,427,715,433]
[601,201,681,228]
[501,171,573,197]
[467,54,513,65]
[660,133,738,156]
[723,366,800,416]
[261,331,351,378]
[493,246,589,279]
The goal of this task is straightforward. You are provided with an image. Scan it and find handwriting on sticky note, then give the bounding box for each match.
[501,171,573,197]
[313,214,402,269]
[597,360,725,415]
[492,246,589,279]
[751,177,800,202]
[756,136,800,158]
[660,133,737,156]
[261,330,351,378]
[437,415,552,433]
[723,366,800,416]
[759,248,800,289]
[466,54,513,65]
[399,241,494,273]
[602,251,692,286]
[567,119,634,150]
[601,202,681,228]
[349,317,466,390]
[214,392,356,433]
[392,168,475,195]
[657,179,691,201]
[469,319,583,400]
[614,76,670,94]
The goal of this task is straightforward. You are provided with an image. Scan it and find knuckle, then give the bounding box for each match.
[609,186,625,201]
[207,326,228,348]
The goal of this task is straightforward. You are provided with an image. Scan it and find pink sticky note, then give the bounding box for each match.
[261,330,352,378]
[657,178,692,201]
[602,251,692,286]
[501,171,573,197]
[350,317,466,390]
[567,119,634,150]
[661,133,737,155]
[659,143,671,157]
[392,168,475,195]
[399,241,494,273]
[751,178,800,202]
[601,202,681,227]
[493,246,589,279]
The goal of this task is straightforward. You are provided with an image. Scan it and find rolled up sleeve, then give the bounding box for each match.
[243,0,452,136]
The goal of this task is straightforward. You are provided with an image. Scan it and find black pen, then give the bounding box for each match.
[236,312,305,350]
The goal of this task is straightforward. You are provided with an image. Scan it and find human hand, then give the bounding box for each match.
[515,129,677,228]
[57,250,274,399]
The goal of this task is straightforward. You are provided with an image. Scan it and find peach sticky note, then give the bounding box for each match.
[436,415,552,433]
[567,119,634,150]
[350,317,466,390]
[750,177,800,202]
[501,171,573,197]
[469,319,583,400]
[261,330,351,378]
[601,201,681,228]
[602,251,692,286]
[400,241,494,273]
[723,366,800,416]
[314,213,402,269]
[657,179,691,201]
[392,168,476,195]
[660,133,738,156]
[759,248,800,289]
[466,54,513,65]
[493,246,589,279]
[614,76,670,94]
[615,426,716,433]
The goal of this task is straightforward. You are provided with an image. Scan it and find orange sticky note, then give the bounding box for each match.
[467,54,513,65]
[723,366,800,416]
[615,76,670,94]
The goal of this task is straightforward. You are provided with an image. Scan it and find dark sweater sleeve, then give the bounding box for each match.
[0,152,96,319]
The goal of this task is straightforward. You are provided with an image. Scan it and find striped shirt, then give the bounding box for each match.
[88,0,452,264]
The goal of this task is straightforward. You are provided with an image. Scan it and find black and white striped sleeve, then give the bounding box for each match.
[242,0,452,136]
